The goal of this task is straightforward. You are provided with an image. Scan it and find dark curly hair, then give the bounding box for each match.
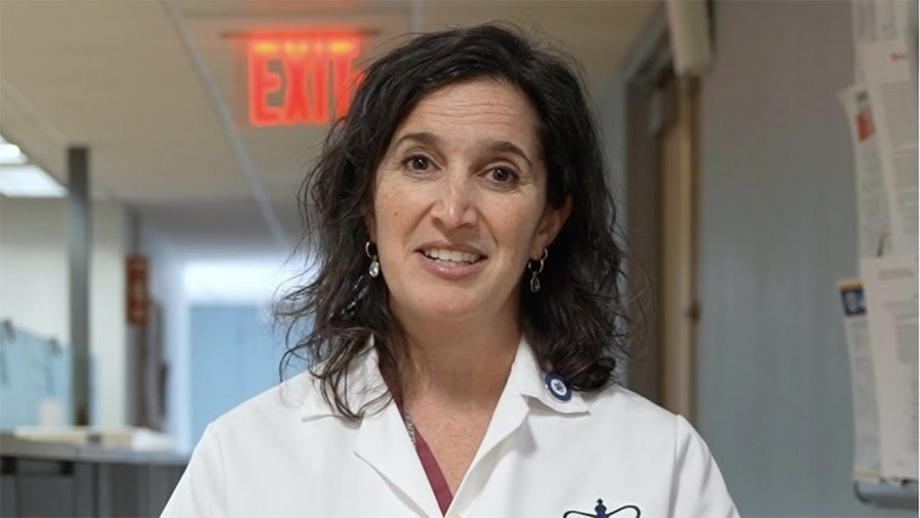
[278,23,629,418]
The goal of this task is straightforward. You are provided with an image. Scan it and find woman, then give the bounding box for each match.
[162,24,738,518]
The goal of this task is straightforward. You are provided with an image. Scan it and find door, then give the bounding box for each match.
[656,75,701,420]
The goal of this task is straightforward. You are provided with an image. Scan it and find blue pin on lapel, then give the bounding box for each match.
[544,372,572,402]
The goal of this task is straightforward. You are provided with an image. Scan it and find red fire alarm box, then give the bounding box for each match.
[127,254,149,326]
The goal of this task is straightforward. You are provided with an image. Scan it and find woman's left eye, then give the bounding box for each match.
[404,155,432,171]
[488,167,518,184]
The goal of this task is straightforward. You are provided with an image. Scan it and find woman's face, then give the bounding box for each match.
[366,79,570,328]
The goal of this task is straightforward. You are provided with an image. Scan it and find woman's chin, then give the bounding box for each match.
[415,302,479,323]
[396,292,486,325]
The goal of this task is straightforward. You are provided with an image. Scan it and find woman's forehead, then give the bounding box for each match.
[388,79,540,154]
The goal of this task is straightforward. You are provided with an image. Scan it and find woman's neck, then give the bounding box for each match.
[396,312,521,406]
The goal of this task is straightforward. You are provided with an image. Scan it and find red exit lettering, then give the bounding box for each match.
[248,36,360,126]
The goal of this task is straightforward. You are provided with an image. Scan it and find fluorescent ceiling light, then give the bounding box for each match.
[0,165,67,198]
[0,134,29,165]
[0,143,27,165]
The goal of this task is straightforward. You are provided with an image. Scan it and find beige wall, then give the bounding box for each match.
[0,197,129,427]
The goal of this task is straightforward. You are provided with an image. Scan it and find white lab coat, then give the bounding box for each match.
[161,339,739,518]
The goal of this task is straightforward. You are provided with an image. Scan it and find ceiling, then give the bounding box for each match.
[0,0,659,259]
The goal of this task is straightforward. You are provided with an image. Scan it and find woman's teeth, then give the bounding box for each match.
[423,248,481,264]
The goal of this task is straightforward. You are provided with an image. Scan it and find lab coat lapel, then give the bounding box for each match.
[342,344,440,517]
[450,340,539,512]
[453,374,531,511]
[452,338,591,513]
[299,344,440,516]
[472,336,550,462]
[469,380,530,470]
[354,402,442,518]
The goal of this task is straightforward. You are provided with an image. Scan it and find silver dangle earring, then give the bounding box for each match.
[365,241,380,278]
[528,248,548,293]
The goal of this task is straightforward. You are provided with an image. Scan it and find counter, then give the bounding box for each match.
[0,432,187,517]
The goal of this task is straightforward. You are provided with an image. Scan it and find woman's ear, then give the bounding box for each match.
[534,195,572,257]
[364,211,376,242]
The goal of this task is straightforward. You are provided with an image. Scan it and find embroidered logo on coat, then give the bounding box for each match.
[563,498,641,518]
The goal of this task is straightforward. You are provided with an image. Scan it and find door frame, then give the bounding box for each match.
[619,4,702,421]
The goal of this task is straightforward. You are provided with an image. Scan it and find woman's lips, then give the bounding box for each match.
[415,248,487,279]
[421,247,482,264]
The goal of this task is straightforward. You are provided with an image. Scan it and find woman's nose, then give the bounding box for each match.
[431,173,477,229]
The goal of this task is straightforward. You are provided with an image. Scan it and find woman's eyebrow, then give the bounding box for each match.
[392,131,440,149]
[482,140,533,168]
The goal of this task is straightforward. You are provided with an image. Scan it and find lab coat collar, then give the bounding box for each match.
[295,334,590,517]
[298,334,590,420]
[298,343,388,421]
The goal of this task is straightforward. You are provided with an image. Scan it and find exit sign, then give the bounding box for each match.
[247,35,361,126]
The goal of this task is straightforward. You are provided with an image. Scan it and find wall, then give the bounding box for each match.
[695,1,911,516]
[141,221,189,449]
[141,214,299,451]
[0,199,68,342]
[0,197,129,427]
[189,304,281,446]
